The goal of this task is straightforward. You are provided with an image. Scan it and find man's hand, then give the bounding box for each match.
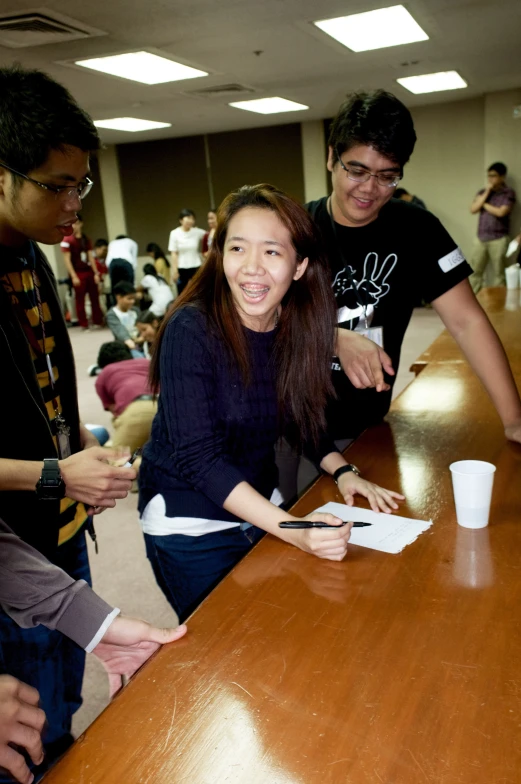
[336,328,394,392]
[505,420,521,444]
[59,447,136,509]
[124,339,136,350]
[71,274,80,288]
[93,617,188,697]
[0,675,46,784]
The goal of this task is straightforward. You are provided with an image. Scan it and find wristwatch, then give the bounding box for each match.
[35,458,66,501]
[333,464,361,485]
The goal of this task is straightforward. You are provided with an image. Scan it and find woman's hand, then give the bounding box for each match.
[337,472,405,514]
[284,513,353,562]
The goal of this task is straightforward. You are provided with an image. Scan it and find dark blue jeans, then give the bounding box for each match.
[144,525,265,622]
[0,530,91,782]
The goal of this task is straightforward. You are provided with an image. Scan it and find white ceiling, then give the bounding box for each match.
[2,0,521,144]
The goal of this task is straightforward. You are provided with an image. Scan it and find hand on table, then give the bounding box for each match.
[505,420,521,445]
[337,471,405,514]
[283,513,353,562]
[336,328,394,392]
[93,616,187,697]
[59,447,136,513]
[0,675,45,784]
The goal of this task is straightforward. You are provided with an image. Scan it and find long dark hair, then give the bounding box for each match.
[146,242,171,268]
[143,262,168,285]
[151,184,336,445]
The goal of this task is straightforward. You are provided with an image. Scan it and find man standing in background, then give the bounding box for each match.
[60,214,103,330]
[469,162,516,293]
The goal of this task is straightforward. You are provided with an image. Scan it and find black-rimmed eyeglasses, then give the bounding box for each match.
[336,152,401,188]
[0,162,93,200]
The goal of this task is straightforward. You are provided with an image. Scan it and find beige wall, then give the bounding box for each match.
[79,155,108,243]
[401,90,521,260]
[400,97,485,260]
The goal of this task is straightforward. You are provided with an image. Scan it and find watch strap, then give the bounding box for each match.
[333,464,361,485]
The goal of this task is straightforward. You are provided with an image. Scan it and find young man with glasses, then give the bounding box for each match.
[278,90,521,502]
[0,65,141,777]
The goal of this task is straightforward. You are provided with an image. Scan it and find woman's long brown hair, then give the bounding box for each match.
[150,184,337,445]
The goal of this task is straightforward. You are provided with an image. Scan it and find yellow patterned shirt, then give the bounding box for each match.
[0,251,87,545]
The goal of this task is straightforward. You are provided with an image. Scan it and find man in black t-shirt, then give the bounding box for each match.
[277,90,521,502]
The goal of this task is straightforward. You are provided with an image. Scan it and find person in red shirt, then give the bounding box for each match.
[95,341,156,454]
[60,214,104,329]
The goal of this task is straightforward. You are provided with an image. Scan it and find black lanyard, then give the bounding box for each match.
[327,196,370,328]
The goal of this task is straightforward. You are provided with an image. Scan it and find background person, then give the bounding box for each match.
[139,184,404,623]
[105,281,143,358]
[146,242,172,285]
[138,263,174,317]
[393,187,426,209]
[202,208,217,260]
[95,341,156,455]
[167,209,205,294]
[136,310,161,359]
[106,234,138,291]
[469,162,516,293]
[60,215,103,330]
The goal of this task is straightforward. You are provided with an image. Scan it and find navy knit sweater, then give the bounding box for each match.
[139,306,336,522]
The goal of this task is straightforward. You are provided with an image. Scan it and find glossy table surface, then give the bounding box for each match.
[44,310,521,783]
[410,286,521,374]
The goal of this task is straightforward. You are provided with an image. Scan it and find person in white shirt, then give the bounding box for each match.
[168,209,205,293]
[138,264,174,317]
[106,234,139,292]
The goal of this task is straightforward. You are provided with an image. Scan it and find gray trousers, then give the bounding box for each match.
[275,437,353,506]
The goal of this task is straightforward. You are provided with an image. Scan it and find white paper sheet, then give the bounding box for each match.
[313,502,432,554]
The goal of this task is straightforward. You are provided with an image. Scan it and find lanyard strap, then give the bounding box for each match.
[327,196,370,328]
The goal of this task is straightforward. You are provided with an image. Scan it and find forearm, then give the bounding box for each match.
[170,252,178,272]
[0,519,117,649]
[483,203,509,218]
[0,459,43,491]
[452,315,521,426]
[222,481,299,543]
[320,451,348,476]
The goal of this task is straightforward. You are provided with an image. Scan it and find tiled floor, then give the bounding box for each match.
[71,306,444,736]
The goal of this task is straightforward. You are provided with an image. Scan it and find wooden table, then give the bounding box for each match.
[44,359,521,784]
[410,287,521,376]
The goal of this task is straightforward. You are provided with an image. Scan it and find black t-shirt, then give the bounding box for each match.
[307,197,473,439]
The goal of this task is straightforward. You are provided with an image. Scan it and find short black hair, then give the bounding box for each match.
[0,65,100,175]
[113,281,136,298]
[328,90,417,170]
[394,188,409,198]
[97,341,133,368]
[488,162,507,176]
[94,238,108,248]
[179,209,195,220]
[115,234,128,240]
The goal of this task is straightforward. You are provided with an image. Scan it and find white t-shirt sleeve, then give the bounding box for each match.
[60,240,71,250]
[168,229,178,253]
[141,274,156,289]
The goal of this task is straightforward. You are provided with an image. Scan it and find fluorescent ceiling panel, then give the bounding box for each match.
[76,51,207,84]
[397,71,468,94]
[94,118,172,132]
[229,97,309,114]
[314,5,428,52]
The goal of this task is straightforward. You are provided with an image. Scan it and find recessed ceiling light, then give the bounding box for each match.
[397,71,468,94]
[229,97,309,114]
[76,51,207,85]
[93,118,172,132]
[314,5,428,52]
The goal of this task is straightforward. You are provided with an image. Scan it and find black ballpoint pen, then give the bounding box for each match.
[278,521,372,529]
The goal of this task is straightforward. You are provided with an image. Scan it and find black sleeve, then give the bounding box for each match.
[414,210,473,303]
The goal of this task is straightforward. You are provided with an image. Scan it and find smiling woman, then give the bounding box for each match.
[139,183,404,622]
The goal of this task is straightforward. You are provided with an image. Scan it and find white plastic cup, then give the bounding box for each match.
[505,264,519,289]
[449,460,496,528]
